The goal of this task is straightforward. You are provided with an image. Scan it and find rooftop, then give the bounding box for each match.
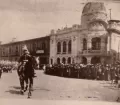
[108,20,120,23]
[0,36,50,46]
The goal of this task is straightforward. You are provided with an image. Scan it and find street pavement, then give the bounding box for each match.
[0,70,120,102]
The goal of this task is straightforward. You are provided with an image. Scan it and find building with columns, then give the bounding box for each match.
[49,2,120,65]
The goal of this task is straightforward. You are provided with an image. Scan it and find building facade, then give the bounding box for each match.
[0,36,50,64]
[49,2,120,65]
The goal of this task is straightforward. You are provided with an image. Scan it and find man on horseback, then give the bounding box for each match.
[17,45,36,94]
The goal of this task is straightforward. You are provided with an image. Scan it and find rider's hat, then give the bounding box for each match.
[22,45,29,54]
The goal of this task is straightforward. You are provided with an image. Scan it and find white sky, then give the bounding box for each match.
[0,0,120,44]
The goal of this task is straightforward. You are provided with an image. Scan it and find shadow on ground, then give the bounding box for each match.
[5,86,22,95]
[5,89,21,95]
[6,85,50,95]
[32,87,50,91]
[10,86,21,90]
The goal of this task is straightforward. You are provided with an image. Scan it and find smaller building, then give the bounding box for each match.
[0,36,50,65]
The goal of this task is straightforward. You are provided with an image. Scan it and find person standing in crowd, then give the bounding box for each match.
[0,66,2,79]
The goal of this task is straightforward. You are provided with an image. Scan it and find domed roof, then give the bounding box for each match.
[82,2,106,15]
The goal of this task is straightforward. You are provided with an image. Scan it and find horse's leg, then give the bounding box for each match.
[24,76,28,92]
[19,77,24,94]
[28,77,32,98]
[31,76,33,91]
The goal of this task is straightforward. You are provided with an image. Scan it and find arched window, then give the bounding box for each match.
[91,56,101,64]
[57,58,60,64]
[67,57,71,64]
[82,57,87,64]
[51,59,53,64]
[62,57,66,64]
[83,38,87,50]
[63,41,67,53]
[68,40,71,53]
[57,42,61,54]
[92,37,101,50]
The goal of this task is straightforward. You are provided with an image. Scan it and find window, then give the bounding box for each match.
[42,42,46,49]
[62,58,66,64]
[83,38,87,50]
[68,40,71,53]
[57,58,60,64]
[62,57,66,64]
[57,42,61,54]
[92,37,101,50]
[67,57,71,64]
[16,46,18,55]
[63,41,67,53]
[33,43,37,51]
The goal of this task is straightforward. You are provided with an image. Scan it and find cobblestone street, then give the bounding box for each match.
[0,70,120,102]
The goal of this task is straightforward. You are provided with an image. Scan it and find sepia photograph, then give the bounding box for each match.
[0,0,120,105]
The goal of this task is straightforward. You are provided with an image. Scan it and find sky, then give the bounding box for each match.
[0,0,120,44]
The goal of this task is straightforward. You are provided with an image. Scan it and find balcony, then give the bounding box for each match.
[80,49,107,56]
[57,52,61,54]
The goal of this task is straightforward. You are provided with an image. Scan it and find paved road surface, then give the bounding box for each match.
[0,70,120,102]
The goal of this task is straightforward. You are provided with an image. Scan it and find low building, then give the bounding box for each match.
[0,36,50,64]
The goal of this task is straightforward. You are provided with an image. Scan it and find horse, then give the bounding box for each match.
[17,57,37,98]
[17,61,28,94]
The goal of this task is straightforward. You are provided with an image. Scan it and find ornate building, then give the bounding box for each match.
[50,2,120,65]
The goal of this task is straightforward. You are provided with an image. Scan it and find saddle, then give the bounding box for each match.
[17,62,26,77]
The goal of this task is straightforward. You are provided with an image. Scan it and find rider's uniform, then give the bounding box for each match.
[18,53,35,77]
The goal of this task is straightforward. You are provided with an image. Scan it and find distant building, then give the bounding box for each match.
[49,2,120,65]
[0,36,50,64]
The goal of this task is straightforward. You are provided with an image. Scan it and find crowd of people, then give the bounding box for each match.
[0,60,18,78]
[1,59,120,83]
[44,63,120,83]
[0,58,120,86]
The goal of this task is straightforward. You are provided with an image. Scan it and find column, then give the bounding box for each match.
[72,57,75,64]
[87,57,91,64]
[107,36,110,52]
[61,42,63,54]
[101,37,105,53]
[101,57,105,64]
[79,56,82,63]
[66,41,68,54]
[80,39,83,51]
[87,38,92,50]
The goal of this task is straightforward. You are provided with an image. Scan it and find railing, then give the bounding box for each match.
[57,51,71,54]
[79,49,110,56]
[82,49,101,54]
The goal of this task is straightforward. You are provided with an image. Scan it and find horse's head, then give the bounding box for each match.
[32,56,39,68]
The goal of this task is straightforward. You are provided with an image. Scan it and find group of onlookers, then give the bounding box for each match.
[0,60,18,78]
[44,63,120,83]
